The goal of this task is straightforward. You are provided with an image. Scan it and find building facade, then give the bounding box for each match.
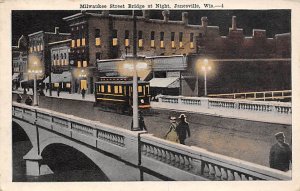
[63,10,218,94]
[27,27,70,83]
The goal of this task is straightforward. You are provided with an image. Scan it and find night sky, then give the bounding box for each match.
[12,10,291,45]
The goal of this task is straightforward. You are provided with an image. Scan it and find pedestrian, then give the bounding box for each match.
[25,96,33,105]
[176,114,191,145]
[81,88,86,99]
[165,116,179,143]
[269,132,292,172]
[17,94,22,103]
[131,111,147,131]
[57,87,60,97]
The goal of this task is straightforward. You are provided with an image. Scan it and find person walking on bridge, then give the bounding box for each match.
[176,114,191,145]
[269,132,292,172]
[165,116,179,143]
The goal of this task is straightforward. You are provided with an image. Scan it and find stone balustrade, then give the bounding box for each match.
[155,95,291,124]
[12,102,291,181]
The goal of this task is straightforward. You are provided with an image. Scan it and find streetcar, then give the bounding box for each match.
[94,77,151,114]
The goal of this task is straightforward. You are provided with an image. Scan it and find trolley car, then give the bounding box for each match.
[94,77,151,114]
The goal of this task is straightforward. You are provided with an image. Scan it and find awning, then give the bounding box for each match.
[149,77,179,88]
[43,71,71,83]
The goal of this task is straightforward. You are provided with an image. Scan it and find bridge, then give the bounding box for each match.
[12,102,290,181]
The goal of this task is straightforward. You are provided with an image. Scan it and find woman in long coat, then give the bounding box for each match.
[165,116,179,143]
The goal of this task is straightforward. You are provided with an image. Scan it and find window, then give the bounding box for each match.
[119,86,122,94]
[64,53,67,65]
[150,31,155,48]
[66,83,71,88]
[138,85,143,93]
[77,60,82,67]
[179,32,183,48]
[107,85,111,93]
[40,44,44,51]
[101,85,105,92]
[95,29,101,46]
[171,32,175,48]
[83,61,87,67]
[114,86,119,93]
[61,53,63,65]
[30,47,33,53]
[160,32,164,48]
[125,30,130,47]
[190,33,194,49]
[71,40,75,48]
[138,31,143,48]
[37,43,40,51]
[96,52,102,60]
[54,83,59,88]
[77,38,81,47]
[112,29,118,46]
[82,31,86,46]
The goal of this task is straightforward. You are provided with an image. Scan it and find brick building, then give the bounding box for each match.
[27,27,70,83]
[63,10,220,93]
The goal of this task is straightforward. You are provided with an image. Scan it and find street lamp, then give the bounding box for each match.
[201,59,211,96]
[28,62,42,106]
[123,57,148,131]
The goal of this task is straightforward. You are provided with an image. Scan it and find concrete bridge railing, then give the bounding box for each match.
[12,102,291,180]
[153,95,291,124]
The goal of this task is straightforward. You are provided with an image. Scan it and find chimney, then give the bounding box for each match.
[201,17,208,27]
[55,27,59,34]
[162,10,170,22]
[102,10,109,16]
[143,10,150,19]
[232,16,237,30]
[182,12,188,25]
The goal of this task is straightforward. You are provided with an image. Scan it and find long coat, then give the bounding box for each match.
[176,121,190,140]
[269,142,292,171]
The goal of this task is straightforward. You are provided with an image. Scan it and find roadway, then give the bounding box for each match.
[12,91,292,167]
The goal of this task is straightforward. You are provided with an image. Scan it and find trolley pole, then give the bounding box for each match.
[132,10,139,131]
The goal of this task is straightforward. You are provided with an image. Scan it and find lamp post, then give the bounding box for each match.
[201,58,211,97]
[28,67,42,106]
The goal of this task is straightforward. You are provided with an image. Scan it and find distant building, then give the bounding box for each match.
[43,39,72,93]
[27,27,70,83]
[12,35,28,89]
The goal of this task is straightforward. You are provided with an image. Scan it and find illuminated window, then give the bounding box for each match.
[66,83,71,88]
[64,53,68,65]
[190,33,194,49]
[37,44,40,51]
[112,29,118,46]
[114,86,119,93]
[77,61,82,67]
[71,40,75,48]
[54,83,59,87]
[81,31,85,46]
[82,38,86,46]
[119,85,122,94]
[138,31,143,48]
[150,31,155,48]
[125,30,130,47]
[138,85,143,93]
[83,61,87,67]
[101,85,104,92]
[33,46,36,52]
[107,85,111,93]
[160,32,164,48]
[41,44,43,51]
[171,32,175,48]
[77,39,81,47]
[30,47,33,53]
[179,32,183,48]
[95,29,101,46]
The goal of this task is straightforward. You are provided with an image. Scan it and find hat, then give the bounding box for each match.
[170,116,176,120]
[275,132,285,139]
[179,114,186,119]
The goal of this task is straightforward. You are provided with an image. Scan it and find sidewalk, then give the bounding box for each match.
[13,88,95,102]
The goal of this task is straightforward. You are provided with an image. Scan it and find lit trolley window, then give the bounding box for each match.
[119,85,122,94]
[138,85,143,93]
[107,85,111,93]
[101,85,105,92]
[114,85,119,93]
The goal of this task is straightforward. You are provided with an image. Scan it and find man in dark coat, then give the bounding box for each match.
[176,114,191,145]
[269,132,292,172]
[131,111,147,131]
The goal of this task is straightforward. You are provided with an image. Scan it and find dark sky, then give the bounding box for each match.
[12,10,291,45]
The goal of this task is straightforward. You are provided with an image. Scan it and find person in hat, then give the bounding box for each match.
[176,114,191,145]
[165,116,179,143]
[269,132,292,172]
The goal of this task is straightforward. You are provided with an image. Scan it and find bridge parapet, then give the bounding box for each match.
[140,134,291,181]
[12,102,141,165]
[155,95,291,124]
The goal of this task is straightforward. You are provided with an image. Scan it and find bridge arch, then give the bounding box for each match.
[41,143,109,181]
